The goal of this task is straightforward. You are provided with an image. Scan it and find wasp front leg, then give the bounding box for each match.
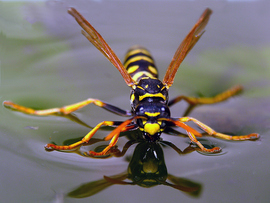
[179,117,259,141]
[46,118,136,157]
[186,131,222,153]
[45,120,117,151]
[164,119,220,153]
[168,85,243,116]
[3,98,131,117]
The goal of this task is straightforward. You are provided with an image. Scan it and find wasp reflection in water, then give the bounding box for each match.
[67,139,202,198]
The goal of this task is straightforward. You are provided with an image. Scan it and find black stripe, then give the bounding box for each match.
[124,52,154,64]
[126,60,156,70]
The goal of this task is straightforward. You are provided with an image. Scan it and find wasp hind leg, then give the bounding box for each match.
[3,98,131,116]
[186,131,221,153]
[168,85,243,116]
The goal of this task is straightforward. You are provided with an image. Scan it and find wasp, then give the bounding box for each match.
[3,8,259,156]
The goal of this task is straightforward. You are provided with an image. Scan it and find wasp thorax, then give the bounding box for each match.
[130,78,168,110]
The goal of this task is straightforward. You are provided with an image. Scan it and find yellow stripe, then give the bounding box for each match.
[127,48,151,56]
[130,93,135,102]
[139,93,166,101]
[148,65,158,75]
[136,85,145,90]
[145,112,160,117]
[142,179,158,182]
[124,56,154,68]
[127,65,139,74]
[124,48,151,61]
[132,71,156,82]
[160,86,166,91]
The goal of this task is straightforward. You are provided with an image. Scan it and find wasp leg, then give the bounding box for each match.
[85,118,135,156]
[168,85,243,116]
[45,118,135,155]
[45,120,117,151]
[164,118,219,153]
[186,131,221,153]
[167,119,220,153]
[179,117,259,141]
[3,98,131,116]
[162,118,202,136]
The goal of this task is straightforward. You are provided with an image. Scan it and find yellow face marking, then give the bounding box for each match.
[148,65,158,75]
[127,65,139,74]
[145,112,160,117]
[124,56,154,68]
[144,123,160,135]
[145,84,149,89]
[139,93,166,101]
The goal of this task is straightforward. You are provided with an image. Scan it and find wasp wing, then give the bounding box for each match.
[163,8,212,88]
[68,8,135,87]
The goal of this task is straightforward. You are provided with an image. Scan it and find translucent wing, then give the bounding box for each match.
[68,8,135,87]
[163,8,212,88]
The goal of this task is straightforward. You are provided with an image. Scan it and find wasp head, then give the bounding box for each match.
[135,102,170,141]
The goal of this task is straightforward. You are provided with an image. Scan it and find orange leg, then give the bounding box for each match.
[45,120,115,151]
[186,131,221,153]
[162,118,202,136]
[161,118,221,152]
[179,117,259,141]
[84,118,135,156]
[166,119,220,153]
[45,118,135,157]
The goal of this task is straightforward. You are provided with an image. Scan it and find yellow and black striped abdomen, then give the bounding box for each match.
[123,46,158,83]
